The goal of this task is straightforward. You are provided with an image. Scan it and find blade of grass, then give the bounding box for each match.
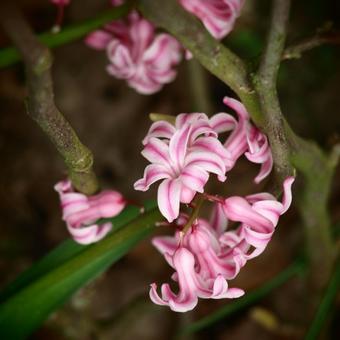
[305,260,340,340]
[0,207,161,339]
[177,258,305,336]
[0,201,156,302]
[0,2,133,68]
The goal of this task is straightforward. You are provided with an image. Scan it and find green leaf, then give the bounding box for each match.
[0,203,151,302]
[305,260,340,340]
[0,2,133,68]
[0,205,161,339]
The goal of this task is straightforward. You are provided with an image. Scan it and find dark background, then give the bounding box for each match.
[0,0,339,339]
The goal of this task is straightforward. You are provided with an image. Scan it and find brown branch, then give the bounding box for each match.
[253,0,293,184]
[0,3,99,195]
[283,30,340,60]
[254,0,336,316]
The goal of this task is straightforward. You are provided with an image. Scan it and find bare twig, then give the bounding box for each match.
[283,30,340,60]
[0,4,99,194]
[254,0,293,184]
[254,0,335,316]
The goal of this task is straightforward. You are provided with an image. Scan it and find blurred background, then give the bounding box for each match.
[0,0,339,339]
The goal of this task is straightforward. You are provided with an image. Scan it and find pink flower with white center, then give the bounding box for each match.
[85,11,182,94]
[150,246,244,312]
[221,176,295,258]
[179,0,245,40]
[54,180,126,245]
[134,117,228,222]
[141,97,273,183]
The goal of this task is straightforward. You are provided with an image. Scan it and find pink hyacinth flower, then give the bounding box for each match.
[222,176,295,257]
[150,246,244,312]
[142,97,273,183]
[219,97,273,183]
[86,11,182,94]
[134,117,228,222]
[179,0,245,40]
[54,180,126,245]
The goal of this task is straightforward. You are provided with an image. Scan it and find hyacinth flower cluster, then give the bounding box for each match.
[54,180,126,244]
[84,0,244,93]
[134,97,294,312]
[85,0,182,94]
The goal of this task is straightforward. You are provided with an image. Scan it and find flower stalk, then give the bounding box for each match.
[181,194,204,235]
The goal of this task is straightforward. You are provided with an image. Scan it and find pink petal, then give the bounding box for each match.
[152,236,178,255]
[175,113,208,129]
[149,283,169,306]
[180,185,196,203]
[223,196,273,230]
[210,203,228,235]
[192,136,231,163]
[223,96,249,120]
[180,164,209,193]
[134,164,171,191]
[157,178,182,222]
[142,121,176,145]
[85,30,113,50]
[281,176,295,213]
[169,123,191,172]
[67,222,112,245]
[141,137,172,168]
[253,155,273,183]
[144,34,182,68]
[179,0,244,40]
[209,112,236,133]
[130,18,155,61]
[185,150,226,181]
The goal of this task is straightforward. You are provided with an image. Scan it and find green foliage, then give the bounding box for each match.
[305,260,340,340]
[0,2,133,68]
[0,203,160,339]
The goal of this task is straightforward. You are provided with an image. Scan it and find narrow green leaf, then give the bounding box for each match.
[305,261,340,340]
[0,204,149,302]
[0,207,161,339]
[0,2,133,68]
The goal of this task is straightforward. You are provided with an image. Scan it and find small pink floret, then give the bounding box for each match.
[54,180,126,245]
[179,0,245,40]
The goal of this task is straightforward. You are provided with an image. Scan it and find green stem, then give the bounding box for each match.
[182,195,205,234]
[0,2,133,68]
